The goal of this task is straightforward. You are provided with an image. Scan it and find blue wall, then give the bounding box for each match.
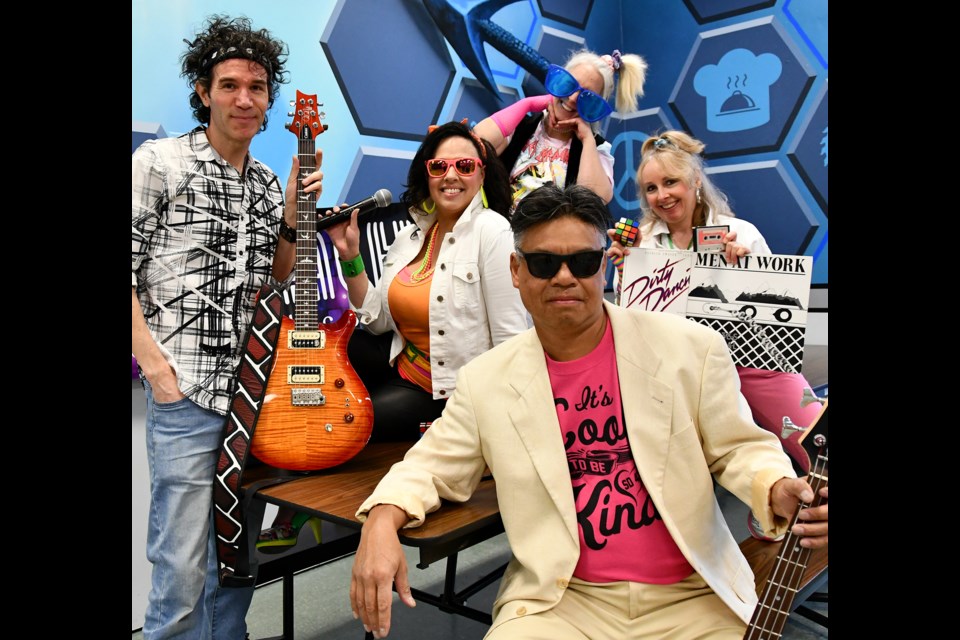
[132,0,827,284]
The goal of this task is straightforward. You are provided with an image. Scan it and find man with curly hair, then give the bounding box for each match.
[132,15,323,639]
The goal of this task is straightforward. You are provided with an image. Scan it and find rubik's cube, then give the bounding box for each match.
[613,217,640,247]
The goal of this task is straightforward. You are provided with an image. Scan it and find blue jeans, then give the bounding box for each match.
[142,381,254,640]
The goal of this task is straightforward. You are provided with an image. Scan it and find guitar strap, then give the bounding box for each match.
[212,282,289,587]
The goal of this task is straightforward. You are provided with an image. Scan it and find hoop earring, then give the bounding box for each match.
[480,186,489,209]
[696,187,702,204]
[422,199,436,214]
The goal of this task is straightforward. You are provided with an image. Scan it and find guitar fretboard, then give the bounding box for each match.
[294,134,318,331]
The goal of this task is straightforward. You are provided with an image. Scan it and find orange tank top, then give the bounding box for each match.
[389,265,433,392]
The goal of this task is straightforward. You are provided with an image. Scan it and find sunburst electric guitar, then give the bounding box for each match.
[250,90,374,471]
[743,391,828,639]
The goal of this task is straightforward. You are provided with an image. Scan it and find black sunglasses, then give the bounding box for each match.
[516,249,605,279]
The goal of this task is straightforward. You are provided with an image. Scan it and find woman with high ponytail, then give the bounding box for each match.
[474,47,648,208]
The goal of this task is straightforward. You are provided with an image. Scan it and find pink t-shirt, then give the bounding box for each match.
[545,318,694,584]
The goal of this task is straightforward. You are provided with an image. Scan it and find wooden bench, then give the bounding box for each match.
[242,443,505,639]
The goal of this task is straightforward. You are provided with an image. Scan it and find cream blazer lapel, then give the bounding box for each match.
[503,330,581,549]
[604,302,677,501]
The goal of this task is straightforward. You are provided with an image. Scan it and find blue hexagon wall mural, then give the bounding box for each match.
[784,0,828,69]
[683,0,776,23]
[132,0,828,327]
[670,17,815,158]
[322,0,454,141]
[788,78,827,213]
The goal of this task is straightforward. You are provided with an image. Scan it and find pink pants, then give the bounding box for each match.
[736,366,824,473]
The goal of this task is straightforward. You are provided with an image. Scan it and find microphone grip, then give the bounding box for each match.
[315,190,392,232]
[315,200,373,231]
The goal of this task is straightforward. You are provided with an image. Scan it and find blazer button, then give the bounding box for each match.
[466,272,473,280]
[437,295,444,302]
[440,263,446,270]
[438,329,445,336]
[516,606,527,616]
[556,578,568,589]
[438,361,444,366]
[439,389,447,396]
[449,237,456,244]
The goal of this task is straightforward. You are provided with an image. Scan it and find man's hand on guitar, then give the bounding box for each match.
[792,485,827,548]
[283,148,324,226]
[771,478,828,549]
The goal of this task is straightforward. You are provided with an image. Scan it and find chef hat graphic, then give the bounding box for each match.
[693,48,782,133]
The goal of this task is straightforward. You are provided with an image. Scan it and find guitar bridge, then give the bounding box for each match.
[287,365,324,384]
[291,388,325,406]
[289,330,325,349]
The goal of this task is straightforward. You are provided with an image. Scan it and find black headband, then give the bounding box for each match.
[198,45,271,81]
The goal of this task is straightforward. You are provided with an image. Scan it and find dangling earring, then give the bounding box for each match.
[480,185,489,209]
[696,187,702,204]
[422,199,436,214]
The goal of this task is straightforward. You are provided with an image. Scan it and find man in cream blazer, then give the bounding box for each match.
[350,184,828,639]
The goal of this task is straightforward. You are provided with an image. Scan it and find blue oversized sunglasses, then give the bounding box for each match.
[544,64,613,123]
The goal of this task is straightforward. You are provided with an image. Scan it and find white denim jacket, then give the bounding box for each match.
[353,192,530,399]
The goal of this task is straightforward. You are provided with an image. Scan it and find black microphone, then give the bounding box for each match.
[316,189,393,231]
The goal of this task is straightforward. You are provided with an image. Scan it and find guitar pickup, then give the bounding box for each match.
[291,388,325,406]
[289,330,325,349]
[287,365,324,384]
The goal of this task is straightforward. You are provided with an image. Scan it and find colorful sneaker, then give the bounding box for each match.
[256,512,322,554]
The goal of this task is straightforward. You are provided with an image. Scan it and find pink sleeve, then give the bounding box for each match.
[490,95,552,137]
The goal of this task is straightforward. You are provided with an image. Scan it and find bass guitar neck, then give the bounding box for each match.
[743,397,828,639]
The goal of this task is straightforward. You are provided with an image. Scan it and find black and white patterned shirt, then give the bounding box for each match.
[132,126,286,414]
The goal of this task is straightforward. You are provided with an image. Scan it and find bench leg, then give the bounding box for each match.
[406,553,506,625]
[260,572,294,640]
[283,573,294,639]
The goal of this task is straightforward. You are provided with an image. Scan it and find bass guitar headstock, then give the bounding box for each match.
[782,389,827,470]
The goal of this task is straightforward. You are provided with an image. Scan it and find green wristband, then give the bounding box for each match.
[339,254,365,278]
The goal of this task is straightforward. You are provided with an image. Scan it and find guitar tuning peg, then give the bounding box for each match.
[780,416,807,439]
[800,387,826,408]
[287,111,294,118]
